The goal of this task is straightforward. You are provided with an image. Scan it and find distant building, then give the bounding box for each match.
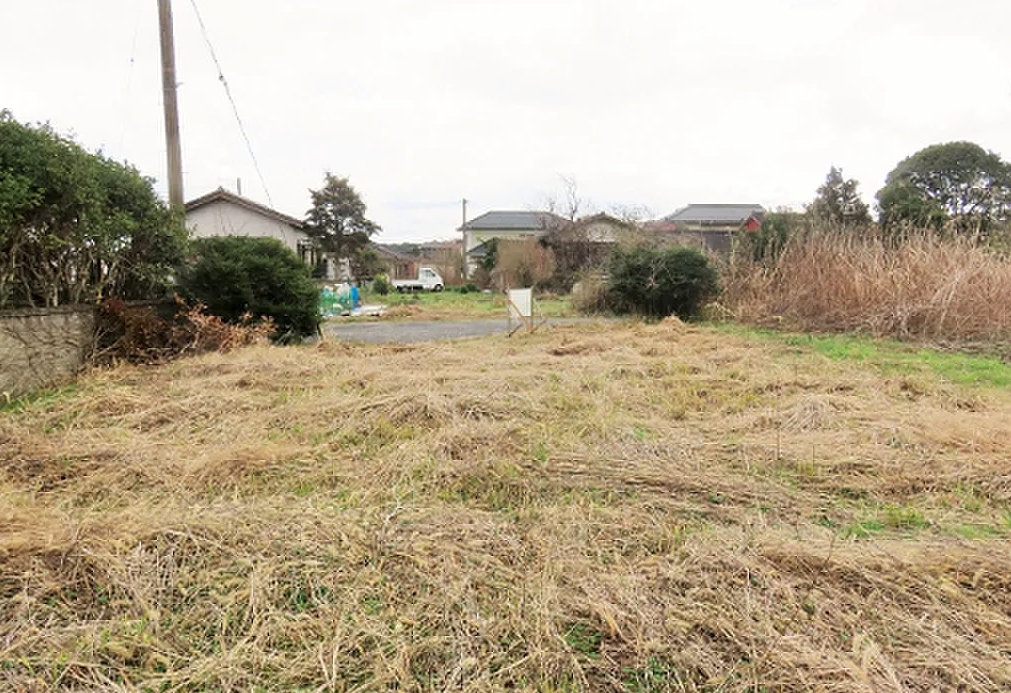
[185,188,346,278]
[569,212,639,243]
[649,203,766,253]
[371,244,418,280]
[185,188,308,256]
[459,210,570,277]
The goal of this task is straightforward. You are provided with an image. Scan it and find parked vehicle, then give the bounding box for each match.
[392,267,445,292]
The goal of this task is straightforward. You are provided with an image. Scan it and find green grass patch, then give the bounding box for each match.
[841,519,886,539]
[0,384,79,414]
[715,325,1011,389]
[951,524,1004,540]
[563,621,602,659]
[623,657,683,692]
[839,503,932,539]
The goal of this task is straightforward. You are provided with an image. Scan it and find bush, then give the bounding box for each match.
[734,211,800,263]
[607,245,719,319]
[0,112,188,309]
[372,274,392,296]
[94,298,273,365]
[177,236,321,342]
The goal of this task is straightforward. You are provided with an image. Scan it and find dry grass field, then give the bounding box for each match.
[2,320,1010,692]
[721,231,1011,346]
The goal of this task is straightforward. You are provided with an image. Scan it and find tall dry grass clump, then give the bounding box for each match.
[494,238,555,290]
[723,229,1011,343]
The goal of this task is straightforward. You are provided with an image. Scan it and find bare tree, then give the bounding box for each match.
[542,174,590,221]
[609,203,654,225]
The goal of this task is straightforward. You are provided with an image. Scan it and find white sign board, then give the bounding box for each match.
[507,288,533,320]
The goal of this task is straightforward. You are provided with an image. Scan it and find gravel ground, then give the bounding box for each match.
[322,317,606,344]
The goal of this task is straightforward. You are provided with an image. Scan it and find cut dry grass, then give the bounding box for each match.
[2,322,1010,691]
[722,231,1011,345]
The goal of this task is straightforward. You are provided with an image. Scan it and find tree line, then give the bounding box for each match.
[4,107,1010,331]
[806,141,1011,235]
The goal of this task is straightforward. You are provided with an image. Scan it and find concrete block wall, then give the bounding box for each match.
[0,306,96,398]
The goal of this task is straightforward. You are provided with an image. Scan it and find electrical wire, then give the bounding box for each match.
[117,2,144,153]
[188,0,274,208]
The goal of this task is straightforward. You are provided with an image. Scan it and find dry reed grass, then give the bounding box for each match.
[2,322,1010,692]
[722,231,1011,345]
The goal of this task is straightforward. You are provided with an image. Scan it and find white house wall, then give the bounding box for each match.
[580,220,618,243]
[186,200,308,255]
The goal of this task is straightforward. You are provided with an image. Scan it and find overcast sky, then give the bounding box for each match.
[3,0,1010,242]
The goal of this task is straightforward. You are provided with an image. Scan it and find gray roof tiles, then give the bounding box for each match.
[460,210,569,231]
[665,204,765,223]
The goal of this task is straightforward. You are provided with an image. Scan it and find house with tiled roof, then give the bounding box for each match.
[459,210,570,277]
[371,244,418,280]
[185,187,348,279]
[652,203,766,253]
[185,188,308,255]
[665,203,765,230]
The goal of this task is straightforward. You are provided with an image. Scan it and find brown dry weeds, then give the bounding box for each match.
[722,231,1011,345]
[1,322,1010,692]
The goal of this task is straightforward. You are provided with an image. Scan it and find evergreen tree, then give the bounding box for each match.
[304,173,380,270]
[876,141,1011,234]
[807,166,871,227]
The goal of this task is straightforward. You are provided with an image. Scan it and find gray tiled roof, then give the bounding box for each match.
[665,204,765,223]
[460,210,569,231]
[467,241,491,258]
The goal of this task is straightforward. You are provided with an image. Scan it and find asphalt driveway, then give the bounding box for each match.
[323,317,604,344]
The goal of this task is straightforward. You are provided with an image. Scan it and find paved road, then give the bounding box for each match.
[323,317,604,344]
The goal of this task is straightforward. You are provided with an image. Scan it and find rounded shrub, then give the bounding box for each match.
[372,273,392,296]
[177,236,321,342]
[607,245,719,319]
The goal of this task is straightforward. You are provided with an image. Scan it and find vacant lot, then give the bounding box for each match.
[2,321,1010,692]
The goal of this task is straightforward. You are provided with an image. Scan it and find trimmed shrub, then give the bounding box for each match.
[177,236,321,342]
[607,245,719,319]
[372,274,392,296]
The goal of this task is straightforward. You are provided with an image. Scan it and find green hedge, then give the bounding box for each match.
[177,236,321,341]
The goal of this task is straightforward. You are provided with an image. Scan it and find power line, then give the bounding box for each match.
[117,2,143,153]
[188,0,274,207]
